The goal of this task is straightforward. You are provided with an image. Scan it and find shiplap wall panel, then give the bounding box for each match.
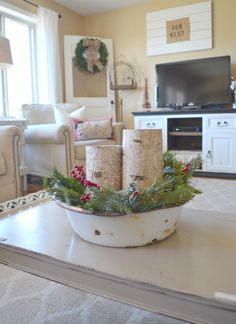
[146,1,212,56]
[148,39,211,56]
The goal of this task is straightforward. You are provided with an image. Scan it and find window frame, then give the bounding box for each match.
[0,2,37,117]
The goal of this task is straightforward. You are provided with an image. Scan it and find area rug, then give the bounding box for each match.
[0,263,187,324]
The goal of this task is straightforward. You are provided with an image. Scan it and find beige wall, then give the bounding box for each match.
[5,0,236,128]
[6,0,83,100]
[83,0,236,128]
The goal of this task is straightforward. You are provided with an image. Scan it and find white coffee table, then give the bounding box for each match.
[0,188,236,324]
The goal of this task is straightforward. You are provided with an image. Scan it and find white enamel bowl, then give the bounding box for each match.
[59,202,183,247]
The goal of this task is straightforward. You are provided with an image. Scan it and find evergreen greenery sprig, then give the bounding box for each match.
[43,152,201,215]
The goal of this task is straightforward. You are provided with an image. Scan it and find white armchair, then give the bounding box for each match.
[0,126,23,202]
[21,104,125,177]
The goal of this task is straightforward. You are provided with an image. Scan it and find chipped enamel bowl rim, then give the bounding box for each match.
[58,202,183,247]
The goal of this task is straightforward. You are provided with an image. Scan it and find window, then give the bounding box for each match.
[0,7,37,117]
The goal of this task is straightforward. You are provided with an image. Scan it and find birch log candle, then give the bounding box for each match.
[122,129,163,189]
[86,145,122,190]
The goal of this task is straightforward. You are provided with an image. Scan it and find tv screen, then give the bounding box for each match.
[155,56,232,109]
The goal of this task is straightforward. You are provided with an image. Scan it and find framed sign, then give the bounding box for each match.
[166,17,190,43]
[146,1,212,56]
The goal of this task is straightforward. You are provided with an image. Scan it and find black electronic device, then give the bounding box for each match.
[172,126,202,132]
[155,56,232,110]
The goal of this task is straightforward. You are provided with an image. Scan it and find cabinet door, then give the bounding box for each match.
[205,130,236,172]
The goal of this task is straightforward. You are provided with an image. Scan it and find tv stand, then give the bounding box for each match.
[173,106,201,112]
[133,110,236,176]
[181,106,201,110]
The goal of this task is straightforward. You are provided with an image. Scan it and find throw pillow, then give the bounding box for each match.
[73,118,112,141]
[54,105,87,126]
[70,106,87,120]
[55,103,81,114]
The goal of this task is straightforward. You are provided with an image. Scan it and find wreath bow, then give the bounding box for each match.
[82,38,104,73]
[74,38,108,74]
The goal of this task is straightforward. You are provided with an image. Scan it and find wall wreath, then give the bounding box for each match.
[74,38,108,74]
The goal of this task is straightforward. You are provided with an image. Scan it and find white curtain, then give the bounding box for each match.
[36,7,62,104]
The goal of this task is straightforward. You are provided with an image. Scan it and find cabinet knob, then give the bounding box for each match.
[146,122,156,128]
[207,150,212,158]
[217,121,228,127]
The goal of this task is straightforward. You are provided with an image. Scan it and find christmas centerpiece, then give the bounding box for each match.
[44,151,201,247]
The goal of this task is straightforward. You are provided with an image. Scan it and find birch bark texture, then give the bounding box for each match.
[86,145,122,190]
[122,129,163,189]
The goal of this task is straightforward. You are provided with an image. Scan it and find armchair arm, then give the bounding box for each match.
[0,126,23,200]
[112,122,125,145]
[0,126,23,169]
[25,124,73,144]
[24,124,75,177]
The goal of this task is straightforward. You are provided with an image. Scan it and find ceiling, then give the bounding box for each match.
[53,0,149,16]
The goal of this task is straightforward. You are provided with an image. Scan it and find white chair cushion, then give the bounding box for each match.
[22,104,55,124]
[0,153,6,176]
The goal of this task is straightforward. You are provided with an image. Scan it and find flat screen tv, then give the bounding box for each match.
[155,56,232,109]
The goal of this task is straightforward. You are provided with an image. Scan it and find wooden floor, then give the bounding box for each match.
[23,176,43,195]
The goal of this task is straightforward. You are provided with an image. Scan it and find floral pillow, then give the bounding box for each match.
[73,118,112,141]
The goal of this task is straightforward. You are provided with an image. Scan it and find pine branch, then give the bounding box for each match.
[43,153,202,215]
[85,186,132,214]
[44,169,85,196]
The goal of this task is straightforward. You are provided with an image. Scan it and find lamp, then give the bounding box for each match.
[0,35,12,69]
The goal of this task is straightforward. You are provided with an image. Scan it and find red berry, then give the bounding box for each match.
[80,193,91,202]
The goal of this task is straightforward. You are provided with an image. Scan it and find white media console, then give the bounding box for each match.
[133,110,236,176]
